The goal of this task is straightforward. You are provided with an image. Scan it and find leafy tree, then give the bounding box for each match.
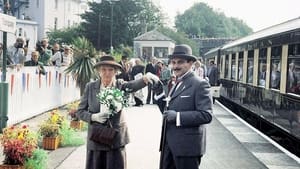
[80,0,163,52]
[47,26,83,46]
[158,27,200,56]
[175,2,252,38]
[64,37,97,96]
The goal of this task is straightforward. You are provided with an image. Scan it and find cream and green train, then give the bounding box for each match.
[204,17,300,156]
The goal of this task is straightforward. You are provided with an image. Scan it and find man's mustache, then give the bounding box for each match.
[173,68,181,71]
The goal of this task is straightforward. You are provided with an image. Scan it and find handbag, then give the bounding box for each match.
[90,120,118,146]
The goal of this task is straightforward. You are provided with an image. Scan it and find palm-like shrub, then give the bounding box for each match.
[65,37,97,95]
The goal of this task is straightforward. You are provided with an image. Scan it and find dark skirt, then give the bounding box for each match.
[86,147,126,169]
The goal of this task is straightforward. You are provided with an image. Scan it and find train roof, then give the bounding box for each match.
[204,47,221,56]
[222,17,300,49]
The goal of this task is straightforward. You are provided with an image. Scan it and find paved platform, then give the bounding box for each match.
[6,101,300,169]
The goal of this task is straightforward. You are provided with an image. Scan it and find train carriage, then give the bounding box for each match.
[204,17,300,156]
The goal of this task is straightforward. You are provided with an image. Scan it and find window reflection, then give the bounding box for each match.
[258,48,267,87]
[287,44,300,94]
[247,50,254,83]
[238,52,244,81]
[270,46,281,90]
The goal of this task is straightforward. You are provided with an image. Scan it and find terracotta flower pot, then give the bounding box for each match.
[70,120,83,130]
[42,136,60,150]
[0,164,24,169]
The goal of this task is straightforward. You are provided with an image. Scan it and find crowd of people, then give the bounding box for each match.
[0,37,74,74]
[114,52,219,106]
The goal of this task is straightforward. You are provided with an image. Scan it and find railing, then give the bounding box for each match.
[1,66,80,125]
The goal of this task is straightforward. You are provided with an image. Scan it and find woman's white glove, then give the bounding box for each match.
[91,112,110,123]
[91,104,110,123]
[144,72,160,84]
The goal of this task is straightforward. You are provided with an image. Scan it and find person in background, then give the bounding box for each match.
[37,38,52,65]
[193,60,205,79]
[130,58,145,106]
[24,51,46,75]
[7,37,26,65]
[76,55,159,169]
[145,57,158,104]
[61,46,73,66]
[116,55,130,81]
[50,43,62,66]
[207,60,219,86]
[159,61,172,94]
[154,44,212,169]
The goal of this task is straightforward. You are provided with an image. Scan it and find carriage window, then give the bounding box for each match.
[270,46,282,90]
[231,53,236,80]
[238,52,244,81]
[225,55,229,78]
[258,48,267,87]
[247,50,254,83]
[287,44,300,94]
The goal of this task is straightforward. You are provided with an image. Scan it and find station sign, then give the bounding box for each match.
[0,13,16,33]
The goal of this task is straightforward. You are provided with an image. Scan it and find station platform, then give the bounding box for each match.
[5,101,300,169]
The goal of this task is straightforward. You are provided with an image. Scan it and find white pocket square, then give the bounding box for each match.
[180,95,191,98]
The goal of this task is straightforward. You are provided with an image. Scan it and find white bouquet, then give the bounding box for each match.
[96,87,128,116]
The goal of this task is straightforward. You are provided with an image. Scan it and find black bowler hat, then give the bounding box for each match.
[168,44,197,62]
[94,55,123,70]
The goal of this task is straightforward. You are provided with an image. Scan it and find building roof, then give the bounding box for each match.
[134,30,174,41]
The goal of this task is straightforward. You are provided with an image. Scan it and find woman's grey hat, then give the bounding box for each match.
[168,44,197,62]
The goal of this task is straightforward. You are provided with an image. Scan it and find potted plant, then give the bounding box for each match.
[0,125,38,169]
[66,101,83,130]
[39,110,64,150]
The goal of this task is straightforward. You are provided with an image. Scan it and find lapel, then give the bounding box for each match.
[170,72,194,100]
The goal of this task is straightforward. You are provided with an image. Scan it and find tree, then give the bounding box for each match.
[64,37,97,96]
[175,2,252,38]
[158,27,199,56]
[80,0,164,52]
[47,26,83,46]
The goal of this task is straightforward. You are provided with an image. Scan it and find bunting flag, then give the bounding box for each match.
[10,74,14,96]
[45,71,48,87]
[58,73,62,84]
[22,73,26,92]
[64,75,66,88]
[26,73,30,92]
[55,71,58,81]
[49,71,51,87]
[38,73,42,88]
[67,75,70,88]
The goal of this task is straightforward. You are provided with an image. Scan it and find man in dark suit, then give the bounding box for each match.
[207,60,219,86]
[24,51,46,75]
[116,55,129,81]
[145,57,158,104]
[155,44,213,169]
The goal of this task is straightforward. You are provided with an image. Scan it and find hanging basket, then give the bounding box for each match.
[42,136,60,150]
[0,164,24,169]
[70,120,83,130]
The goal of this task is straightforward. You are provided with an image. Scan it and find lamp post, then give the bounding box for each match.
[0,0,10,132]
[109,0,119,54]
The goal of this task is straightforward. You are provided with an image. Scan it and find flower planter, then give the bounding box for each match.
[70,120,83,130]
[0,164,24,169]
[42,136,59,150]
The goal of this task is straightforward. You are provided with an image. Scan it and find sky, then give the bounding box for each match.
[152,0,300,32]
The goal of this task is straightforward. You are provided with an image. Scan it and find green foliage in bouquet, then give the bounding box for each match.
[96,87,129,115]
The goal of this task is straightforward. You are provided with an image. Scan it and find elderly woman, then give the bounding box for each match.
[76,56,158,169]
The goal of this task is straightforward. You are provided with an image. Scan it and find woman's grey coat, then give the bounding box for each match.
[77,78,146,150]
